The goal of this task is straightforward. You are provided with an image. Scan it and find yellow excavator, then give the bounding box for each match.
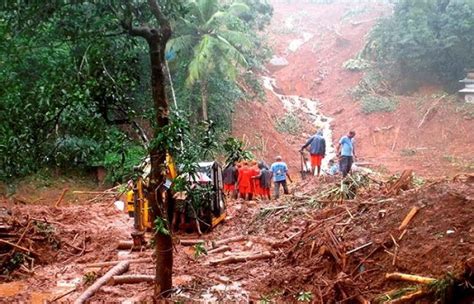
[126,154,226,232]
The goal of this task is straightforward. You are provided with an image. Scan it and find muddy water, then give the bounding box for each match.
[265,23,337,172]
[262,76,336,171]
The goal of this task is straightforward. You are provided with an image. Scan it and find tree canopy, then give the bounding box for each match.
[363,0,474,91]
[0,0,272,182]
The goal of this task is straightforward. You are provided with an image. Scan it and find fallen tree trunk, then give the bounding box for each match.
[213,235,247,247]
[74,261,129,304]
[209,251,274,266]
[83,258,152,268]
[111,274,154,285]
[117,240,134,250]
[207,245,231,255]
[385,272,436,284]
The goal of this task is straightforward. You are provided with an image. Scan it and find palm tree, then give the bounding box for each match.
[167,0,252,121]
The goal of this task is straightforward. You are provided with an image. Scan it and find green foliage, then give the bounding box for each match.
[296,291,313,302]
[361,95,398,114]
[0,2,153,181]
[83,271,98,285]
[102,144,147,183]
[223,137,254,165]
[343,58,370,71]
[275,113,301,135]
[34,221,60,250]
[167,0,272,123]
[1,252,27,276]
[193,242,207,258]
[350,70,387,99]
[377,286,418,302]
[153,217,171,236]
[363,0,474,91]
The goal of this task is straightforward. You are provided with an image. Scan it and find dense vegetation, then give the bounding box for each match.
[362,0,474,92]
[0,0,272,183]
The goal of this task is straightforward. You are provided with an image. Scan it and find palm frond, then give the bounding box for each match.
[197,0,219,23]
[228,2,250,16]
[214,34,248,68]
[218,30,253,51]
[186,34,215,86]
[167,34,196,56]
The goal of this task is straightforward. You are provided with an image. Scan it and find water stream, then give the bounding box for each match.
[264,30,336,172]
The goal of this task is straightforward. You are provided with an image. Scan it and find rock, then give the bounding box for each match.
[269,56,289,67]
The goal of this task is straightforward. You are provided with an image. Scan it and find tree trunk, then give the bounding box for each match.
[147,36,173,298]
[201,80,208,121]
[117,0,172,299]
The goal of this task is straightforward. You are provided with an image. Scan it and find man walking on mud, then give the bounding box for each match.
[300,130,326,177]
[270,156,292,199]
[337,130,356,177]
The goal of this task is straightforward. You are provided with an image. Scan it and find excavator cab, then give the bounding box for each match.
[126,157,226,232]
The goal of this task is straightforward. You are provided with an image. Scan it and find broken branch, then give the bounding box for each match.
[385,272,436,284]
[398,207,419,231]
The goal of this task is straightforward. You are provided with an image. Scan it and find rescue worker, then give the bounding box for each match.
[270,156,293,199]
[300,130,326,177]
[237,161,252,200]
[337,130,356,177]
[222,161,238,199]
[252,162,272,200]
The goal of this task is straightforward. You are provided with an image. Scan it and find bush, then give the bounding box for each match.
[361,95,398,114]
[102,145,146,183]
[275,113,301,135]
[343,58,370,72]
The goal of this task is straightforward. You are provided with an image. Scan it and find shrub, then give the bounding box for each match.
[275,113,301,135]
[361,95,398,114]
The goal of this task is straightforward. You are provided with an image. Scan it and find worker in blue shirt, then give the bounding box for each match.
[270,156,293,199]
[336,130,356,177]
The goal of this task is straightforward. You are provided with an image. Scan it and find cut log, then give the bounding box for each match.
[54,188,69,208]
[213,235,247,247]
[209,251,274,266]
[83,258,152,268]
[179,239,206,246]
[385,272,436,284]
[398,207,419,231]
[110,274,154,285]
[207,245,231,255]
[74,261,129,304]
[117,240,148,250]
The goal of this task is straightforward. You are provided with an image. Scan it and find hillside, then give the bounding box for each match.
[233,1,474,178]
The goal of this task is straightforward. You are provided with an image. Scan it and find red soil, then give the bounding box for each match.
[233,1,474,178]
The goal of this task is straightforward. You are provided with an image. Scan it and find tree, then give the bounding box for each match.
[113,0,175,297]
[363,0,474,91]
[167,0,252,121]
